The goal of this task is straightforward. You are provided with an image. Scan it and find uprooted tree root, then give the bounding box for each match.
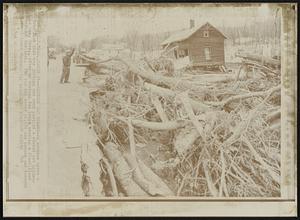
[81,55,280,197]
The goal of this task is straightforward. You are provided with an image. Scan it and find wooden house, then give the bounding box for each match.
[161,21,227,69]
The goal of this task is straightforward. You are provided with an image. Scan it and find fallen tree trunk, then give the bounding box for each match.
[144,82,213,113]
[177,92,205,140]
[79,53,117,64]
[114,57,193,89]
[125,118,164,196]
[244,61,279,76]
[137,159,174,196]
[187,73,245,84]
[97,57,242,89]
[132,118,186,130]
[79,140,105,197]
[88,63,121,74]
[101,157,119,196]
[205,85,280,108]
[112,115,188,130]
[124,153,172,196]
[222,84,280,107]
[102,142,148,196]
[236,52,280,67]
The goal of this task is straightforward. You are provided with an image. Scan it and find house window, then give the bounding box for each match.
[204,47,211,61]
[178,49,189,58]
[203,31,209,37]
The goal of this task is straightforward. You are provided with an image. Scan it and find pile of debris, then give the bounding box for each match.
[80,53,281,197]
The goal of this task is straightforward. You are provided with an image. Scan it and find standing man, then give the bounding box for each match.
[60,48,75,83]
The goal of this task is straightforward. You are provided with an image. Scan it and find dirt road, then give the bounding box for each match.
[47,56,102,198]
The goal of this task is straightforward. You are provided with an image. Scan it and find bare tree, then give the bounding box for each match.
[125,29,139,59]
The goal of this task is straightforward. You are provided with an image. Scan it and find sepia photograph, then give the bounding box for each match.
[46,4,282,198]
[3,2,297,217]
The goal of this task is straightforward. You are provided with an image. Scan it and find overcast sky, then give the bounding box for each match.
[45,4,278,46]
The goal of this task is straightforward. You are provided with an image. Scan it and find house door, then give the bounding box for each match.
[204,47,211,61]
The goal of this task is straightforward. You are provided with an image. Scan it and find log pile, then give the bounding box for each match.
[81,53,281,197]
[235,52,281,80]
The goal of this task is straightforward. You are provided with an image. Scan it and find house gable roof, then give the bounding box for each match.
[161,22,227,46]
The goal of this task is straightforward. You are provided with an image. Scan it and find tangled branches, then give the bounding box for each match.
[82,55,280,197]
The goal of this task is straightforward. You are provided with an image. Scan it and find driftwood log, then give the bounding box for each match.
[102,142,148,196]
[236,52,280,67]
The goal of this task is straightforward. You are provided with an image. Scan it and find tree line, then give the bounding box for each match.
[48,15,281,54]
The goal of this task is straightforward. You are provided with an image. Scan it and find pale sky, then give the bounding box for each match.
[45,4,278,46]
